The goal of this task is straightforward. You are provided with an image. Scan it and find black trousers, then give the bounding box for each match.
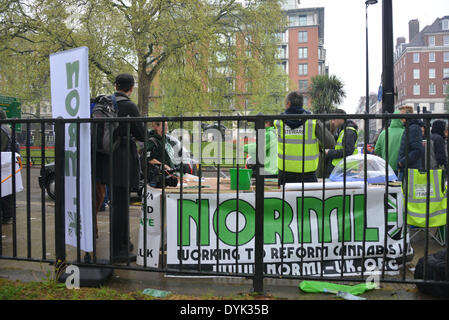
[278,170,318,186]
[111,185,130,257]
[0,195,13,221]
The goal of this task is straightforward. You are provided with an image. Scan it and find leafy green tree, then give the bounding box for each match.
[309,74,346,114]
[1,0,286,117]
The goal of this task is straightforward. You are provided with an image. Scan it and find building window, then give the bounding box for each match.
[429,36,435,47]
[444,68,449,79]
[444,52,449,62]
[413,84,420,96]
[429,68,436,79]
[303,96,308,106]
[445,36,449,46]
[299,15,307,26]
[429,52,435,62]
[298,63,308,76]
[298,47,308,59]
[430,103,435,112]
[413,52,420,63]
[443,19,449,31]
[298,80,308,92]
[444,84,449,95]
[289,15,298,27]
[413,69,420,79]
[429,83,436,95]
[298,31,308,43]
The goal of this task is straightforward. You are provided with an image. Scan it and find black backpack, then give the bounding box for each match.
[414,249,449,298]
[91,94,127,155]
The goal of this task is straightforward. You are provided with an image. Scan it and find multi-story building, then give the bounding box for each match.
[394,16,449,113]
[277,2,328,107]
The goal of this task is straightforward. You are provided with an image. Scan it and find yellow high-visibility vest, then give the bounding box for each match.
[403,169,447,228]
[332,127,359,167]
[274,119,319,173]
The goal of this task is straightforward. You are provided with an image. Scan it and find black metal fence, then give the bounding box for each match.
[1,113,449,294]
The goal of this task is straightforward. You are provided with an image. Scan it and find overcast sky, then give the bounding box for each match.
[295,0,448,113]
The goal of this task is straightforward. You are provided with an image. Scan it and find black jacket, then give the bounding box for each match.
[95,91,146,188]
[397,119,424,171]
[431,120,447,169]
[326,120,359,161]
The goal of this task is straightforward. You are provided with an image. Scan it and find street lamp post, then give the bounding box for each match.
[365,0,378,144]
[365,0,378,115]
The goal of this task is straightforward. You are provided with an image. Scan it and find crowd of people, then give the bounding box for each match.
[374,104,448,180]
[3,76,444,262]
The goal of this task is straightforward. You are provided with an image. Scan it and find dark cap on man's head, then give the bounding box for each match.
[332,109,346,115]
[115,73,135,92]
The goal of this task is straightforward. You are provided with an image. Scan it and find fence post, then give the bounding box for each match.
[253,116,265,294]
[54,117,66,267]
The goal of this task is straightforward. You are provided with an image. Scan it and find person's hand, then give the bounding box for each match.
[164,165,172,171]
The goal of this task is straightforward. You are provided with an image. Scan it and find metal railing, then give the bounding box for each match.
[0,113,448,294]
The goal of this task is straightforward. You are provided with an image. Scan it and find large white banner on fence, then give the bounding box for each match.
[50,47,93,252]
[166,187,410,277]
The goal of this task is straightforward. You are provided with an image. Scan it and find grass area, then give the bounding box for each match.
[0,278,278,300]
[19,147,55,166]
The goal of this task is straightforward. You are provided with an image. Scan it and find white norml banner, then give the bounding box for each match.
[166,187,411,277]
[50,47,93,252]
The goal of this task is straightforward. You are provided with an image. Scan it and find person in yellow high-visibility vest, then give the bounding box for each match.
[403,169,447,228]
[275,91,335,186]
[325,109,359,178]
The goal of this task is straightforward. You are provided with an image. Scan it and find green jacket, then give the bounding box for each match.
[374,113,404,172]
[146,130,175,169]
[243,126,278,175]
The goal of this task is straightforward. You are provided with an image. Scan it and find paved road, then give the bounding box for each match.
[0,167,443,300]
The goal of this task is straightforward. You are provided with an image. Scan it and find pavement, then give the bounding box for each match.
[0,168,445,300]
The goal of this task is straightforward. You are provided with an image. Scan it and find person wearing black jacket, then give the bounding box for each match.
[275,91,335,185]
[431,120,447,171]
[397,107,424,181]
[95,73,146,263]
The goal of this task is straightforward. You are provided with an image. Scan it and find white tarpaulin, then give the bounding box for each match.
[50,47,93,252]
[165,187,411,277]
[0,152,23,196]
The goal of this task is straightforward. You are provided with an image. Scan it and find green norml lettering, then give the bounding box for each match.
[213,199,255,246]
[65,150,77,176]
[353,195,379,242]
[177,194,380,247]
[66,61,79,90]
[65,61,80,117]
[297,196,351,243]
[177,199,210,246]
[263,198,294,245]
[65,89,80,117]
[68,123,78,148]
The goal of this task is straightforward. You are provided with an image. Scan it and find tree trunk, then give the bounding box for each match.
[137,56,151,117]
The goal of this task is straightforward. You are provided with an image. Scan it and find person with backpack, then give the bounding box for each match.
[0,109,20,225]
[94,73,146,263]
